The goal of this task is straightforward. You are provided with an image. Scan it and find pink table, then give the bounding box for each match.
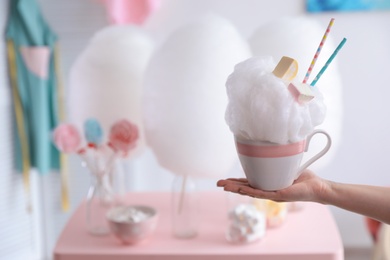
[53,191,344,260]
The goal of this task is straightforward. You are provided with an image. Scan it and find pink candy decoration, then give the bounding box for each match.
[53,124,81,153]
[109,119,139,155]
[102,0,161,25]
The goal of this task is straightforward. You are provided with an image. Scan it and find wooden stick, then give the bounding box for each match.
[178,175,188,214]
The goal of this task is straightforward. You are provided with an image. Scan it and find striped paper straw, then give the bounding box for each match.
[303,18,335,84]
[310,37,347,86]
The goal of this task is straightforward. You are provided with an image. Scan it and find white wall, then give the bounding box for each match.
[4,0,390,257]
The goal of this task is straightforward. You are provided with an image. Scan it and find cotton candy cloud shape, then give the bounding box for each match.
[225,56,326,144]
[249,17,343,169]
[143,15,251,178]
[68,25,154,157]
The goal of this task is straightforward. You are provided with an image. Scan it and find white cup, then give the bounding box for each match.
[235,129,331,191]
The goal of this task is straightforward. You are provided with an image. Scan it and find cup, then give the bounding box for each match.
[235,129,331,191]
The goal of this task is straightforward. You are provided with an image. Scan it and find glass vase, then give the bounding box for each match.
[172,175,199,239]
[85,167,115,236]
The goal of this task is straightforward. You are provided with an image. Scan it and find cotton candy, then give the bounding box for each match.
[53,124,81,153]
[68,25,154,157]
[84,118,103,146]
[109,119,139,156]
[143,14,251,178]
[225,56,326,144]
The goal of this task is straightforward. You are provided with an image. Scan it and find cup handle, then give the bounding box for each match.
[296,129,332,177]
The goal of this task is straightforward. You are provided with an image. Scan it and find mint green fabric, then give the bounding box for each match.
[6,0,60,174]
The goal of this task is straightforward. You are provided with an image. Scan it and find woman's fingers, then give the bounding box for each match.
[217,178,248,187]
[222,181,251,194]
[217,178,290,202]
[225,184,286,202]
[217,171,320,202]
[238,185,281,200]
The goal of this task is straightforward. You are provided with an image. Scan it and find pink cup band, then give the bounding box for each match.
[236,140,306,158]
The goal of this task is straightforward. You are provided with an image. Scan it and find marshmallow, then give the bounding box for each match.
[288,82,315,104]
[110,207,151,223]
[272,56,298,81]
[226,204,266,243]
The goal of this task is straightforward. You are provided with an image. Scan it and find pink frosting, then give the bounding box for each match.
[53,124,81,153]
[109,119,139,155]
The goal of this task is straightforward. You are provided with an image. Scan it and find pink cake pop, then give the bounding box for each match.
[108,119,139,156]
[53,124,82,153]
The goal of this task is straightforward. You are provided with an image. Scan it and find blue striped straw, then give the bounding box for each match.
[310,37,347,87]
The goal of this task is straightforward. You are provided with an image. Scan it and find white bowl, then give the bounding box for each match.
[106,205,158,245]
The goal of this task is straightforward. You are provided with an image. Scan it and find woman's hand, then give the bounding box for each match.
[218,169,390,225]
[217,169,330,203]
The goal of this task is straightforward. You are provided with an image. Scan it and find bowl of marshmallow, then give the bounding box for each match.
[106,205,158,245]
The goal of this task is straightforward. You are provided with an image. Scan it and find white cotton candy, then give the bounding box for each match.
[249,17,343,167]
[143,15,251,178]
[225,56,326,144]
[68,25,154,157]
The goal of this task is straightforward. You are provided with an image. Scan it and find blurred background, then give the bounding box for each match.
[1,0,390,259]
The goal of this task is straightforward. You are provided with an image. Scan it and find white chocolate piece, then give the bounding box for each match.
[288,82,315,104]
[272,56,298,81]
